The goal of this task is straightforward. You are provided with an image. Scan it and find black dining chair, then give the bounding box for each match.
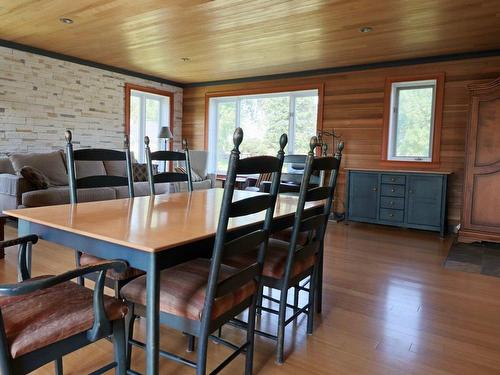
[224,136,344,363]
[65,130,144,296]
[271,140,344,313]
[144,136,194,195]
[0,235,128,375]
[120,128,287,375]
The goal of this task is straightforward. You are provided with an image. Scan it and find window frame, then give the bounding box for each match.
[124,83,174,162]
[204,84,324,174]
[381,73,445,167]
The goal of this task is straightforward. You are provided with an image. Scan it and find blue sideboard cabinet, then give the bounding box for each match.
[346,169,451,236]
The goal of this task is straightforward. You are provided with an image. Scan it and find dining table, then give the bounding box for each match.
[4,188,324,375]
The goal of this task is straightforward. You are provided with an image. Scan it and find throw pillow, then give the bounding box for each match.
[20,166,50,189]
[174,166,203,182]
[133,163,149,182]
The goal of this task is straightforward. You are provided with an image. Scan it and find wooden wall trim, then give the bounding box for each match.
[203,83,324,149]
[380,73,445,169]
[124,83,175,149]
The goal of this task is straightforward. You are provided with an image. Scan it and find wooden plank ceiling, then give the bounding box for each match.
[1,0,499,84]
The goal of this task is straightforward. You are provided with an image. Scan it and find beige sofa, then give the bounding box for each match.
[0,150,213,211]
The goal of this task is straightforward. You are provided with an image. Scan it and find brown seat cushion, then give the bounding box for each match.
[224,238,316,279]
[271,227,309,245]
[79,253,145,281]
[0,277,128,359]
[121,258,257,321]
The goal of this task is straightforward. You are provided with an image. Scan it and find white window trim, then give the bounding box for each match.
[130,89,170,163]
[208,89,318,173]
[387,79,437,162]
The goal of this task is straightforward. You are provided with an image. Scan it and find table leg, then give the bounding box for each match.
[17,220,32,277]
[316,240,324,314]
[146,254,160,375]
[0,215,6,258]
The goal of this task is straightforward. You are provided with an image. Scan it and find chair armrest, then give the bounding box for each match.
[0,234,39,281]
[0,260,127,297]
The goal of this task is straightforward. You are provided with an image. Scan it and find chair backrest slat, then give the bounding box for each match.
[73,148,126,161]
[65,130,135,204]
[76,175,130,189]
[198,129,287,333]
[311,156,340,171]
[222,230,267,260]
[145,136,194,194]
[305,186,331,202]
[236,155,281,175]
[150,150,186,161]
[298,213,328,233]
[229,194,273,218]
[215,263,260,299]
[153,172,189,184]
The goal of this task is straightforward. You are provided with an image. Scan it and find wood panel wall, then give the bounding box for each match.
[182,56,500,225]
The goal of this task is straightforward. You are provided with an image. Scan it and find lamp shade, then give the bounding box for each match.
[158,126,173,139]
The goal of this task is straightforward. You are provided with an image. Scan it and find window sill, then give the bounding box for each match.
[379,160,441,169]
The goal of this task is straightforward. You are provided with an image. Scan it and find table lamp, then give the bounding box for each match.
[158,126,173,151]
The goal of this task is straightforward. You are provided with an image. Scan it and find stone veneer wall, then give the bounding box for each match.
[0,46,183,157]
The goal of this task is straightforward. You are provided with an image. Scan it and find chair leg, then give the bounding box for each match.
[276,286,288,364]
[187,334,196,352]
[54,358,63,375]
[256,284,264,315]
[316,242,324,314]
[113,319,127,375]
[196,335,209,375]
[307,267,318,335]
[245,296,258,375]
[125,306,136,371]
[74,250,84,286]
[293,285,300,310]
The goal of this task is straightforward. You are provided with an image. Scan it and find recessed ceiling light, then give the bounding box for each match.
[60,17,74,24]
[359,26,373,33]
[180,57,191,62]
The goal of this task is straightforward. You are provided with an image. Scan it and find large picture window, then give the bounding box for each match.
[125,84,173,163]
[207,89,320,173]
[382,74,444,165]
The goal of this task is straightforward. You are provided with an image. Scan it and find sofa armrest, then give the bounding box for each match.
[0,174,35,200]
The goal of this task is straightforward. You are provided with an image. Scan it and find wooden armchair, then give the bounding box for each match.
[0,235,128,375]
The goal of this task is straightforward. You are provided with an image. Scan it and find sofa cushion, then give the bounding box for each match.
[75,160,106,179]
[20,166,50,190]
[104,160,127,177]
[175,179,212,193]
[9,151,67,186]
[0,158,15,174]
[22,186,116,207]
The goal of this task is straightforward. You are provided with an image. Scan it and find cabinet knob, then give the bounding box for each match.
[389,201,394,206]
[391,188,395,193]
[409,189,414,194]
[391,177,395,182]
[372,187,377,192]
[389,213,394,217]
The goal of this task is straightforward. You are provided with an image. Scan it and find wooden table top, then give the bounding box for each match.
[4,188,322,253]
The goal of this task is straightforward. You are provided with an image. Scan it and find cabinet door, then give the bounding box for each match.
[407,175,443,227]
[348,172,379,220]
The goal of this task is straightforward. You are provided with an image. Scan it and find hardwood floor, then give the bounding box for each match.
[3,221,500,375]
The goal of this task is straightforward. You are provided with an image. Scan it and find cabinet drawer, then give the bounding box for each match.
[380,208,404,222]
[381,174,406,185]
[380,184,405,197]
[380,196,405,210]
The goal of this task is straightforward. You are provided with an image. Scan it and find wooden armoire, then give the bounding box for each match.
[459,77,500,243]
